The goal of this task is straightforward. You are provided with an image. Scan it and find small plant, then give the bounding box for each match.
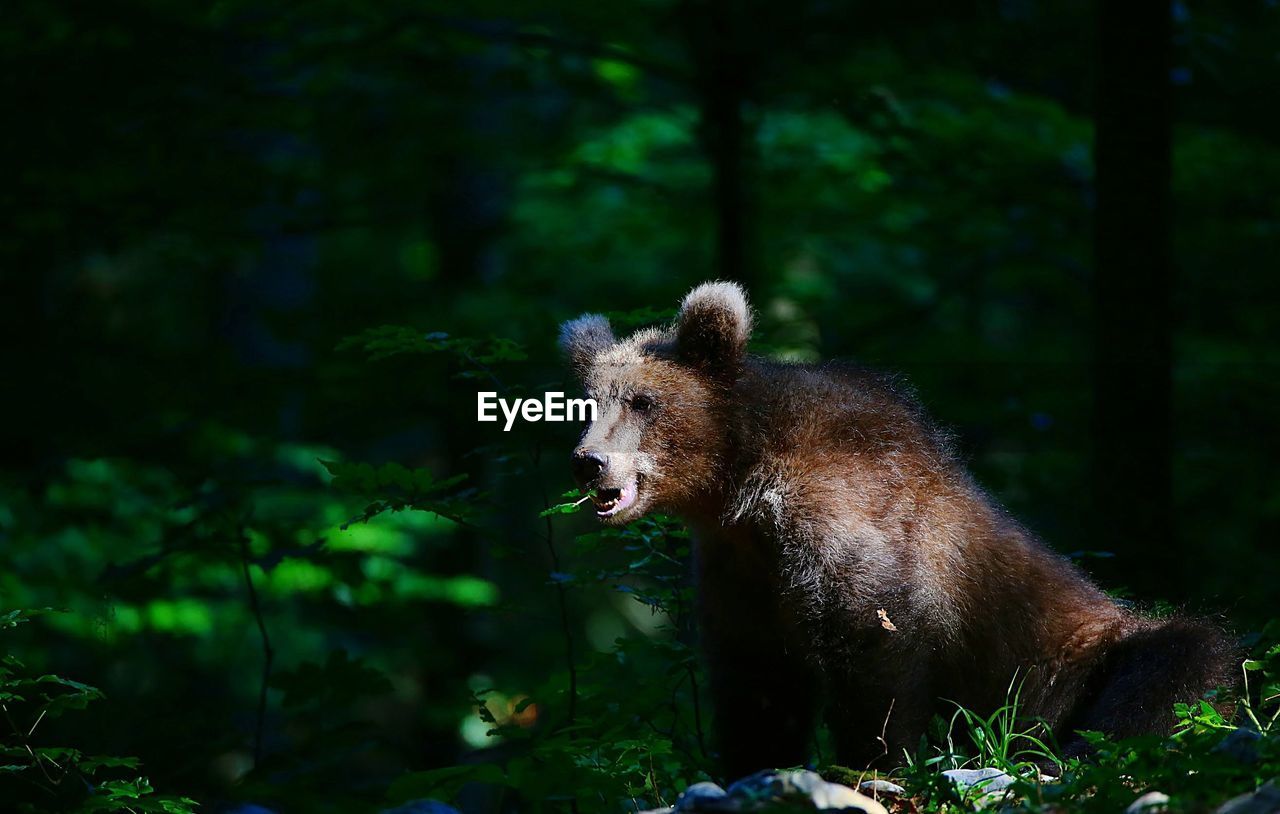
[1236,628,1280,737]
[892,633,1280,813]
[943,672,1062,776]
[895,673,1060,809]
[1,610,198,813]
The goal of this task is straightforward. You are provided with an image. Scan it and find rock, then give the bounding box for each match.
[811,782,888,813]
[941,767,1049,809]
[675,781,728,811]
[1213,728,1264,765]
[379,802,462,814]
[937,767,1062,810]
[1215,779,1280,814]
[712,769,887,812]
[941,767,1016,794]
[858,779,906,797]
[725,768,821,799]
[1126,791,1171,814]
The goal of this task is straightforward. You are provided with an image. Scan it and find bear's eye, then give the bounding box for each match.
[629,393,655,414]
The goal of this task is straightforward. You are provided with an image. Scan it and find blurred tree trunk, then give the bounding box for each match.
[1092,0,1174,593]
[683,0,759,292]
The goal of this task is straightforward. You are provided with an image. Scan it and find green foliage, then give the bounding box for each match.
[321,459,475,527]
[383,508,711,811]
[946,675,1062,774]
[537,488,595,517]
[1,612,198,813]
[891,632,1280,813]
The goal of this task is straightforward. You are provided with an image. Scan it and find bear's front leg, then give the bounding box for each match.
[703,630,820,781]
[826,674,931,770]
[821,621,939,771]
[695,529,819,780]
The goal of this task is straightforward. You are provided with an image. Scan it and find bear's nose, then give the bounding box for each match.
[571,449,606,486]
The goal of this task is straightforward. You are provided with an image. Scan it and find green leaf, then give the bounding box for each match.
[539,491,593,517]
[0,608,61,630]
[79,755,143,773]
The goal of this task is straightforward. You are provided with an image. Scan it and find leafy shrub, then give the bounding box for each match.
[1,610,198,813]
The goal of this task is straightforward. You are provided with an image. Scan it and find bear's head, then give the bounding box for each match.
[560,281,753,524]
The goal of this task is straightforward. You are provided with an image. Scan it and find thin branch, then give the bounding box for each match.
[2,702,62,787]
[239,525,275,766]
[533,441,579,726]
[862,696,896,780]
[665,527,706,759]
[686,662,708,760]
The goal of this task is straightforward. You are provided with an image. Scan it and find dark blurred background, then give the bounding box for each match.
[1,0,1277,810]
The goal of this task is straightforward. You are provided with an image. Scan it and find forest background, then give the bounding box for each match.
[2,1,1278,811]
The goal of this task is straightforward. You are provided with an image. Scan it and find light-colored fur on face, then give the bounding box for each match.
[560,282,751,523]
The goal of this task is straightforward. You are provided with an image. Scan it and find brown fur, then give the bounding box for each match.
[562,282,1237,777]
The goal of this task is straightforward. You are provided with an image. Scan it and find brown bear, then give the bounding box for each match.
[560,281,1236,778]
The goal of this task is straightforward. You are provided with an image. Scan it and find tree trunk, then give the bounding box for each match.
[1091,0,1174,595]
[683,0,759,292]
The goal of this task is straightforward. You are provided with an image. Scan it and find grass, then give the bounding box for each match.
[843,637,1280,813]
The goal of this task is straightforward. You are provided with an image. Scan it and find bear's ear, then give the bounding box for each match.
[559,313,615,375]
[675,281,753,373]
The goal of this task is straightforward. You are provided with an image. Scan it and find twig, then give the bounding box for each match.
[239,525,275,765]
[2,702,61,786]
[859,697,896,784]
[530,443,582,814]
[26,708,46,738]
[533,442,579,726]
[686,662,708,759]
[665,527,707,759]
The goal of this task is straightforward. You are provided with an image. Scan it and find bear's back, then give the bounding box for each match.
[728,357,958,475]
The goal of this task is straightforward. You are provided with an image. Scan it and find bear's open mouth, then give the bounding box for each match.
[592,477,637,518]
[593,488,621,512]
